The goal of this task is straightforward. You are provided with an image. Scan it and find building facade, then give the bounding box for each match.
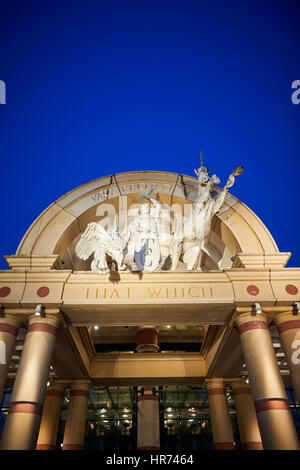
[0,168,299,450]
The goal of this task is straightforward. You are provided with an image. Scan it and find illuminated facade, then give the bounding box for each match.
[0,170,299,450]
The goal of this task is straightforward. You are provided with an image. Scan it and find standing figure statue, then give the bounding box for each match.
[129,192,161,271]
[170,154,243,271]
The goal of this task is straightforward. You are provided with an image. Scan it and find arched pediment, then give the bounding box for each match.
[14,171,288,272]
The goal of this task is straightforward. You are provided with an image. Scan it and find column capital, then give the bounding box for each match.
[28,314,61,334]
[235,312,268,332]
[0,315,22,334]
[136,325,158,334]
[69,380,92,392]
[273,311,300,328]
[205,378,225,390]
[45,381,66,397]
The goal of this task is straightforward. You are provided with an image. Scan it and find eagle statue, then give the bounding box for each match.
[75,222,128,275]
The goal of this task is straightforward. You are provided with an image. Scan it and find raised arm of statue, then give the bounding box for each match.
[146,194,161,220]
[224,173,236,190]
[213,166,243,214]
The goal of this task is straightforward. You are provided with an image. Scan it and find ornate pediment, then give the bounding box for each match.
[74,160,244,274]
[15,165,281,273]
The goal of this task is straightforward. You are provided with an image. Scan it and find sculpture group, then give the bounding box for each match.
[75,157,243,274]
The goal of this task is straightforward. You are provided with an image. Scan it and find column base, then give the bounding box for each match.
[214,442,235,450]
[63,444,84,450]
[242,442,263,450]
[136,344,160,353]
[138,447,160,450]
[36,444,56,450]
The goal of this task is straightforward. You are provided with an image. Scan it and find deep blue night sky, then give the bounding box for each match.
[0,0,299,269]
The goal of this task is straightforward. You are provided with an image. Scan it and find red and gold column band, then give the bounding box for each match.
[214,442,235,450]
[238,321,268,335]
[232,387,252,396]
[277,320,300,334]
[242,442,264,450]
[255,398,290,413]
[36,444,56,450]
[63,444,84,450]
[138,394,159,402]
[0,323,18,336]
[45,389,64,398]
[8,401,43,416]
[70,389,89,398]
[27,323,57,336]
[207,388,225,396]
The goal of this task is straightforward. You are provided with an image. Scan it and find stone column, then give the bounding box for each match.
[274,311,300,401]
[206,379,235,450]
[0,315,60,450]
[136,326,159,353]
[36,381,66,450]
[236,312,300,450]
[0,315,21,400]
[136,326,160,450]
[137,388,160,450]
[231,381,263,450]
[62,381,90,450]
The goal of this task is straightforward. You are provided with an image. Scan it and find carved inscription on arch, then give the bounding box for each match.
[90,182,191,204]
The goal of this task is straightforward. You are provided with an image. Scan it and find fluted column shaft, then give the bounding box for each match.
[236,312,299,450]
[0,315,60,450]
[206,379,235,450]
[62,381,90,450]
[231,381,263,450]
[0,316,21,400]
[36,381,66,450]
[137,389,160,450]
[274,312,300,401]
[136,326,160,450]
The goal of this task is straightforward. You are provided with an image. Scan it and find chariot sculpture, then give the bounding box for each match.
[75,154,243,274]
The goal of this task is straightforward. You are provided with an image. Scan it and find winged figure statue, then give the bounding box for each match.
[75,222,128,275]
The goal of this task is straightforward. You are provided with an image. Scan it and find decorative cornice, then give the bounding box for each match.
[4,255,59,270]
[232,253,291,269]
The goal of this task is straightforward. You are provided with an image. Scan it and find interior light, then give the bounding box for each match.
[94,326,99,330]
